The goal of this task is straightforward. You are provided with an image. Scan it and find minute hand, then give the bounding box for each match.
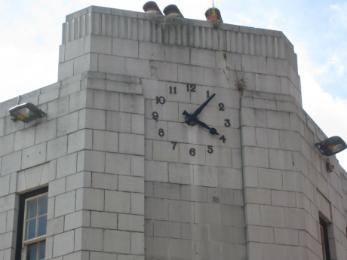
[192,93,216,117]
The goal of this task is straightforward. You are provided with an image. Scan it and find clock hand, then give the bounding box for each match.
[182,111,219,135]
[193,117,219,136]
[182,110,196,126]
[191,93,216,117]
[182,93,216,125]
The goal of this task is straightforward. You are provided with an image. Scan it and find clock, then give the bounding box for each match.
[145,80,236,167]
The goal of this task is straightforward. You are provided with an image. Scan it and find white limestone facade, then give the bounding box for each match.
[0,5,346,260]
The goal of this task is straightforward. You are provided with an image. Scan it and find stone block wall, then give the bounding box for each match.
[0,73,145,260]
[54,6,305,259]
[58,6,301,104]
[241,91,347,260]
[0,5,346,260]
[0,76,89,259]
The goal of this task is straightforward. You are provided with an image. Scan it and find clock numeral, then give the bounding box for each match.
[218,102,225,111]
[207,145,214,154]
[224,119,231,127]
[156,96,166,104]
[158,128,165,137]
[219,135,226,143]
[189,148,196,156]
[171,141,177,150]
[152,111,159,121]
[186,83,196,93]
[206,90,211,98]
[169,86,177,94]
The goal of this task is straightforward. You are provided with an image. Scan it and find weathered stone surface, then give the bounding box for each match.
[0,5,346,260]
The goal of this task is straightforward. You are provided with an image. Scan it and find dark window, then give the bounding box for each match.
[15,187,48,260]
[320,217,331,260]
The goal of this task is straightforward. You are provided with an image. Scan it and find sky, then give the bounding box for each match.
[0,0,346,169]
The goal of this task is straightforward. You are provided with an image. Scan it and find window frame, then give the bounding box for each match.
[22,193,48,245]
[15,187,48,260]
[319,216,331,260]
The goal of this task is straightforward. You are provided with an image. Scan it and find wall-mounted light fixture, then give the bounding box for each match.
[9,103,46,123]
[315,136,347,156]
[163,4,183,18]
[143,1,162,15]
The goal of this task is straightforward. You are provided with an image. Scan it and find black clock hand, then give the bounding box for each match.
[192,93,216,117]
[182,111,218,135]
[182,110,196,125]
[182,93,216,125]
[194,118,219,135]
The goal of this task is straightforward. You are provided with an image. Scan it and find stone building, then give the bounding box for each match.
[0,4,346,260]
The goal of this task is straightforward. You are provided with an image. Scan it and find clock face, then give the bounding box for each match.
[144,79,239,167]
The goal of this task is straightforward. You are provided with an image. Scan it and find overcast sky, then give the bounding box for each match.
[1,0,346,169]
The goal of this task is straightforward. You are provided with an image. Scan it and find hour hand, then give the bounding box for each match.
[192,93,216,117]
[182,110,196,126]
[195,118,219,136]
[182,111,219,135]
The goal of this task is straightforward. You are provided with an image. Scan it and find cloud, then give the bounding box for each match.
[330,3,347,28]
[0,2,61,101]
[298,43,347,169]
[326,54,346,77]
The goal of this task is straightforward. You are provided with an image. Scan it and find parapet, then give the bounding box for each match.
[61,6,298,73]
